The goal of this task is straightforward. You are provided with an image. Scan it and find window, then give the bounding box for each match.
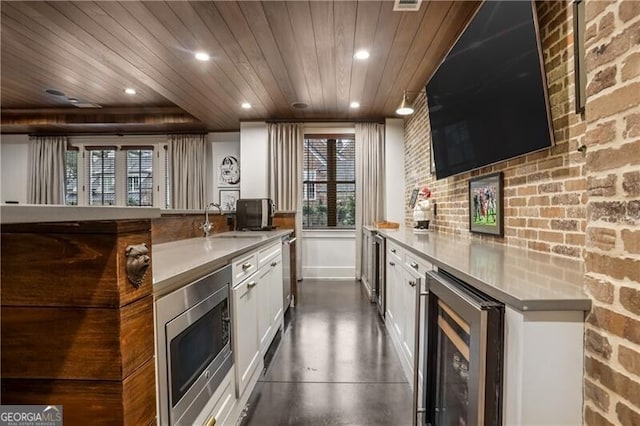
[65,139,164,207]
[126,149,153,206]
[65,150,78,205]
[88,148,116,206]
[303,171,317,201]
[303,135,355,229]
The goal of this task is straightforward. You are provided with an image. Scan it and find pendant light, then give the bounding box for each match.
[396,90,415,116]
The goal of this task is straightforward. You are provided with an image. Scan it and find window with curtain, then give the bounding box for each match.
[88,148,116,206]
[303,134,355,229]
[126,149,153,206]
[65,150,78,205]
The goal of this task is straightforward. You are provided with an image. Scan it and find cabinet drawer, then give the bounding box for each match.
[404,251,433,277]
[232,252,258,285]
[387,241,404,261]
[258,241,281,269]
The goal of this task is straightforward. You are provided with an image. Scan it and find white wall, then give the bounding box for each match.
[239,122,268,198]
[0,134,29,204]
[302,230,356,279]
[208,132,240,206]
[385,118,405,223]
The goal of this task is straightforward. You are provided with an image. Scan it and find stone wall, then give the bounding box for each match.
[404,1,588,258]
[583,0,640,424]
[404,0,640,424]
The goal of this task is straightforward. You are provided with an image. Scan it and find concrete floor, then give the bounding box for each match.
[239,279,412,426]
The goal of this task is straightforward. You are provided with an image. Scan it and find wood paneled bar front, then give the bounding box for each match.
[0,219,156,425]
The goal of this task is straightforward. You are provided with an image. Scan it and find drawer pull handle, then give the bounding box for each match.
[271,261,278,267]
[409,280,417,287]
[242,263,252,270]
[390,248,396,253]
[389,261,396,267]
[410,262,419,270]
[247,281,257,288]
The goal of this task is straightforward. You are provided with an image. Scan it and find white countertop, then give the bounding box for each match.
[0,204,161,224]
[369,226,590,311]
[152,229,292,296]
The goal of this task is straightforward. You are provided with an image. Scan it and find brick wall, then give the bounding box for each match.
[583,0,640,424]
[405,1,640,424]
[404,0,587,258]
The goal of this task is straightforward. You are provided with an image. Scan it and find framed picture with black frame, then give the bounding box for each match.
[469,172,504,237]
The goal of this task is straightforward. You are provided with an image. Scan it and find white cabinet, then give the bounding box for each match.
[232,273,260,398]
[386,243,403,339]
[257,253,283,354]
[401,266,419,367]
[233,240,284,400]
[385,240,432,387]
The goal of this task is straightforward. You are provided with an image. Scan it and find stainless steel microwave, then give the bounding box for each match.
[236,198,275,230]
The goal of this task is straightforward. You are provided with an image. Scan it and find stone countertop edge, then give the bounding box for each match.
[370,226,591,312]
[0,204,162,224]
[152,229,293,297]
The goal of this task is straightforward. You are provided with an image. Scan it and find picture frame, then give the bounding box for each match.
[217,154,240,187]
[469,172,503,237]
[219,189,240,212]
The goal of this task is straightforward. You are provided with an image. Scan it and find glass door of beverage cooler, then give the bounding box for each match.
[422,270,504,426]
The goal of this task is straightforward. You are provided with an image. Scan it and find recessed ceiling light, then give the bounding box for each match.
[241,102,251,109]
[292,102,308,109]
[354,50,370,60]
[195,52,210,61]
[350,101,360,109]
[68,98,79,103]
[124,88,136,95]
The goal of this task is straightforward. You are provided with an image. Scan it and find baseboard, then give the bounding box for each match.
[302,266,355,279]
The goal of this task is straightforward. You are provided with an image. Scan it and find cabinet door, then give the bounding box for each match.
[232,278,260,398]
[270,254,284,328]
[402,268,418,367]
[257,265,274,353]
[386,255,403,339]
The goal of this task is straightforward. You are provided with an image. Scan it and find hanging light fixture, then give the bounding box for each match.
[396,90,415,116]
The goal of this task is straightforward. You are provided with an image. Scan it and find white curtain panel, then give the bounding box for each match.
[168,134,207,210]
[267,122,304,278]
[355,123,385,280]
[27,135,67,204]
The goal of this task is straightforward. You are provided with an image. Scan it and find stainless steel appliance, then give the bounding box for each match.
[373,233,386,317]
[419,269,504,426]
[282,235,296,310]
[236,198,275,231]
[155,265,233,426]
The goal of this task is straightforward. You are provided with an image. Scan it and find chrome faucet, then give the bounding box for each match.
[200,202,222,237]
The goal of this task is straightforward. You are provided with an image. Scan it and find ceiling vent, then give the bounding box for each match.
[393,0,422,12]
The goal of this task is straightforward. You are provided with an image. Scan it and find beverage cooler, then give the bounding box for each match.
[417,270,504,426]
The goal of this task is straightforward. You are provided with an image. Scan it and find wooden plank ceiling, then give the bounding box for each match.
[0,1,479,134]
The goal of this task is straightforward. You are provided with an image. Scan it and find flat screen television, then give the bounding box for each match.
[427,0,554,179]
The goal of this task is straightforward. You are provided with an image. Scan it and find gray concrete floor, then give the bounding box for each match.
[239,279,412,426]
